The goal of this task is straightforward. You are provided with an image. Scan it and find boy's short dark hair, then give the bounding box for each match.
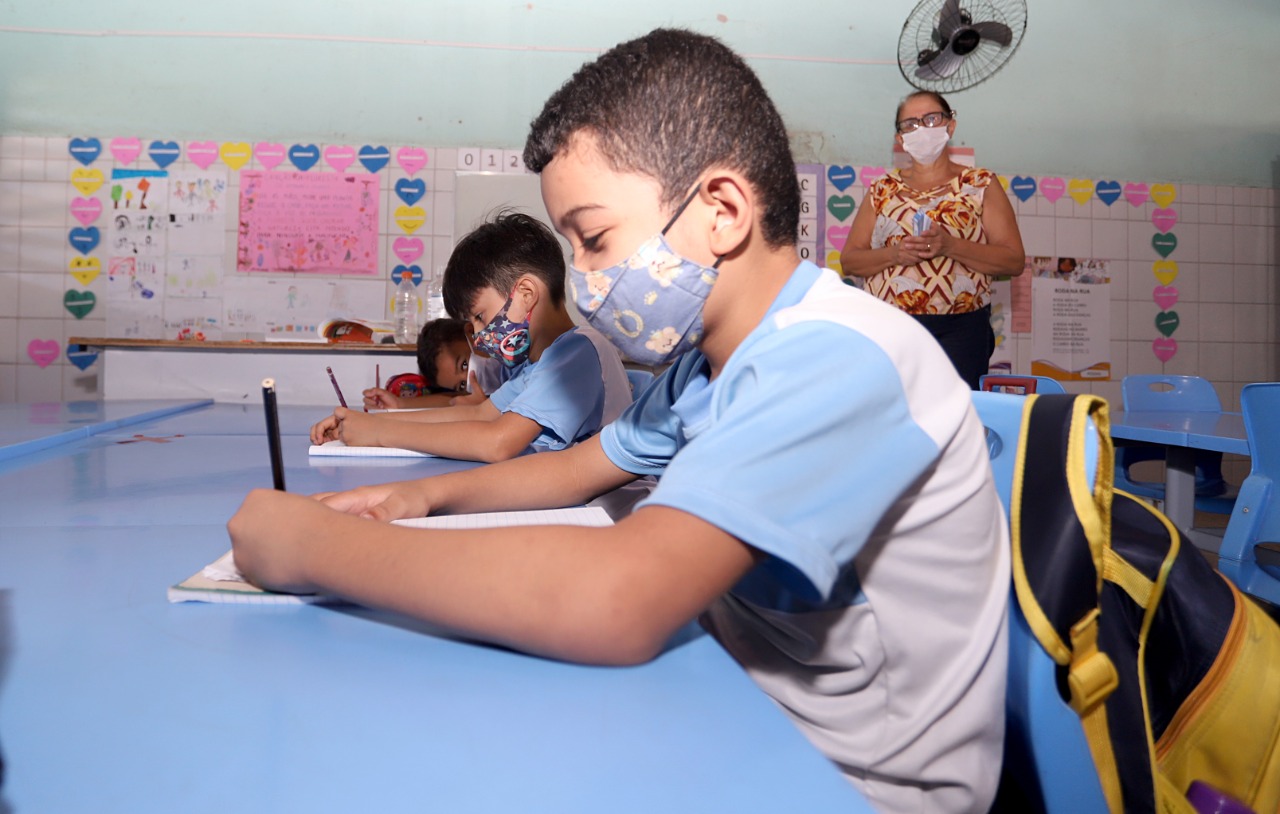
[442,210,566,321]
[416,317,467,388]
[523,28,800,248]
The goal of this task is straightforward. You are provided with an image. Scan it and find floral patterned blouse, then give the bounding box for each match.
[865,166,996,315]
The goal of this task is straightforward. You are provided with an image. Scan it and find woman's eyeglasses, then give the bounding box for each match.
[895,111,952,134]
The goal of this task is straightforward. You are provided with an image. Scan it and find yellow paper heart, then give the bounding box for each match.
[1152,260,1179,286]
[997,175,1010,191]
[825,250,843,275]
[69,256,101,286]
[71,168,104,195]
[1150,183,1177,208]
[1067,179,1094,205]
[394,205,426,234]
[219,141,252,170]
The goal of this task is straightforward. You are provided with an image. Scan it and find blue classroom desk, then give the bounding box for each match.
[0,402,870,813]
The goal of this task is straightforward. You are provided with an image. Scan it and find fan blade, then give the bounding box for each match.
[937,0,965,40]
[971,21,1014,47]
[916,45,966,80]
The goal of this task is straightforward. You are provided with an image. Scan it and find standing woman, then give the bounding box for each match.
[841,90,1024,389]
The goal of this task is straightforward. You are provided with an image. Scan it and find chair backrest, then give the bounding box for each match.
[1217,382,1280,605]
[979,374,1067,396]
[1122,374,1221,412]
[625,369,655,398]
[971,392,1107,812]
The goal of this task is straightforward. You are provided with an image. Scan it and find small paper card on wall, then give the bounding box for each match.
[166,168,228,256]
[237,170,381,274]
[1029,257,1112,381]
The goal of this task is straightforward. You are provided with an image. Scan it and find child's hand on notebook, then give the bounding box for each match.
[315,481,432,522]
[229,489,338,595]
[363,387,399,410]
[310,410,343,445]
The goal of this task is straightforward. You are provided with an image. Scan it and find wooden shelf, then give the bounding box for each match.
[69,337,416,352]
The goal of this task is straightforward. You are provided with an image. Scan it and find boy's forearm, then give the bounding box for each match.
[374,419,520,462]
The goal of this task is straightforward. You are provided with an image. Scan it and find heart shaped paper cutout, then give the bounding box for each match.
[255,142,286,170]
[1153,285,1179,310]
[393,236,425,264]
[397,147,428,176]
[392,264,423,285]
[826,165,856,191]
[860,166,886,184]
[394,205,426,234]
[70,196,102,226]
[70,168,104,195]
[827,195,855,221]
[1151,207,1177,233]
[1067,179,1094,205]
[1152,260,1179,286]
[1124,182,1149,207]
[1009,176,1037,202]
[826,225,851,250]
[1152,337,1178,363]
[1095,180,1122,206]
[324,145,356,173]
[1040,177,1066,203]
[69,226,100,255]
[220,142,253,170]
[27,339,59,368]
[1155,311,1180,337]
[109,137,142,165]
[1152,233,1178,258]
[358,145,390,173]
[148,140,181,168]
[825,250,843,275]
[289,144,320,171]
[997,175,1010,191]
[187,141,219,170]
[1150,183,1176,209]
[70,256,101,285]
[67,344,99,371]
[64,289,96,319]
[395,178,427,206]
[68,137,102,166]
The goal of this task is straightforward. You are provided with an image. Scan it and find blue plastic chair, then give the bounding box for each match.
[972,392,1108,813]
[1116,375,1235,514]
[625,369,654,398]
[978,374,1067,396]
[1216,382,1280,607]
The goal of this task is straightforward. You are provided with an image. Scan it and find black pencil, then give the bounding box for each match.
[262,378,286,492]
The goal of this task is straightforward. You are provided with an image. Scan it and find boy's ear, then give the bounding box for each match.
[512,274,542,311]
[701,169,753,260]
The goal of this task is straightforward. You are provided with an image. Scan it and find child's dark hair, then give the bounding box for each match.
[523,28,800,249]
[441,210,566,320]
[416,318,467,388]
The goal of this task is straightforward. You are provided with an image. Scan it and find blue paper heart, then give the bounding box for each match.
[288,144,320,171]
[67,344,99,371]
[68,226,100,255]
[395,178,427,206]
[68,137,102,166]
[827,165,856,192]
[147,140,181,169]
[392,264,423,285]
[358,145,390,173]
[1010,176,1037,202]
[1095,180,1121,206]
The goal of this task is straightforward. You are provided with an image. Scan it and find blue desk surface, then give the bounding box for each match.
[0,402,868,813]
[0,399,212,460]
[1109,409,1249,456]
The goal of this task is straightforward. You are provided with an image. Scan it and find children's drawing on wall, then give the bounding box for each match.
[986,279,1012,374]
[166,255,223,299]
[237,170,381,274]
[163,298,223,341]
[223,278,385,337]
[167,169,228,256]
[109,171,168,258]
[1029,256,1112,381]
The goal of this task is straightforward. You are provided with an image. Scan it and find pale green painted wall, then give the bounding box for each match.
[1,0,1277,186]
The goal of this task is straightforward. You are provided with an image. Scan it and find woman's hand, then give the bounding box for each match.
[898,224,950,263]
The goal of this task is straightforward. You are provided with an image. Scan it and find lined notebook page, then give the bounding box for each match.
[392,506,613,530]
[308,440,437,458]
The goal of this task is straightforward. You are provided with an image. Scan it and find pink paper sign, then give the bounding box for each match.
[237,171,381,274]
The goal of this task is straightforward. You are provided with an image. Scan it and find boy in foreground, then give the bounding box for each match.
[232,29,1009,813]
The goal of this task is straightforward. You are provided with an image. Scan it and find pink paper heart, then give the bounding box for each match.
[1153,285,1179,310]
[69,196,103,226]
[109,137,142,165]
[826,225,851,250]
[859,166,886,184]
[393,237,425,264]
[324,145,356,173]
[255,142,286,170]
[397,147,428,176]
[27,339,59,368]
[188,141,219,170]
[1040,177,1065,203]
[1152,337,1178,363]
[1123,182,1149,207]
[1151,207,1178,233]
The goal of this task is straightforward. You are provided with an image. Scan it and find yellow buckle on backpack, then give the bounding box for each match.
[1067,608,1119,715]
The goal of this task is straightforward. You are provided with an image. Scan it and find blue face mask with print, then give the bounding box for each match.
[569,186,722,366]
[471,294,532,368]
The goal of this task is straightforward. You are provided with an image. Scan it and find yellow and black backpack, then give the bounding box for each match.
[1011,394,1280,813]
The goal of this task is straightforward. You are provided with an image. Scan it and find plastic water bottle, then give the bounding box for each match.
[393,270,420,345]
[425,267,447,322]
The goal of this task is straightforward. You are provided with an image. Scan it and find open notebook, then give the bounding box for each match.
[308,440,436,458]
[168,506,613,604]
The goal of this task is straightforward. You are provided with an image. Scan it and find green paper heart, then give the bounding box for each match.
[63,289,96,320]
[1155,310,1180,337]
[827,195,855,222]
[1152,232,1178,258]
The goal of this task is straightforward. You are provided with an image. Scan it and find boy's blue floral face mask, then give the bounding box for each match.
[569,185,721,366]
[471,294,531,368]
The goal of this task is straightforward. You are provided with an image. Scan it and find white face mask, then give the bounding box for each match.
[901,126,951,165]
